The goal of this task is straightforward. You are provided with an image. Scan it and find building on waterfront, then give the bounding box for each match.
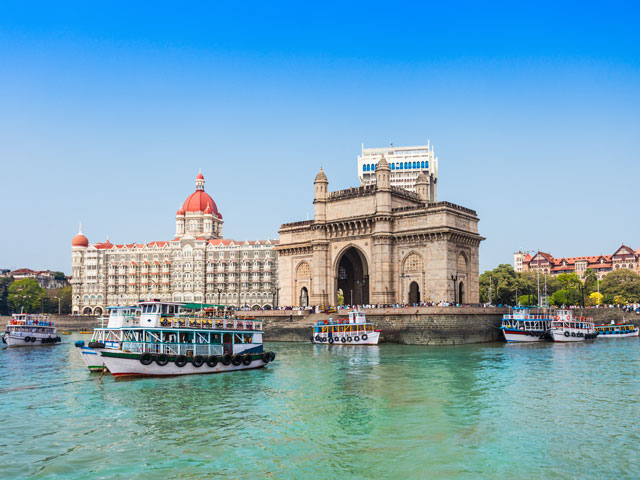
[516,245,640,279]
[357,142,438,197]
[71,173,278,315]
[277,159,483,307]
[3,269,68,289]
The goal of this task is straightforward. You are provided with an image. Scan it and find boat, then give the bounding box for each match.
[78,331,93,334]
[2,314,61,347]
[61,332,72,335]
[311,310,381,345]
[75,306,139,372]
[97,300,276,377]
[500,307,554,342]
[594,322,639,338]
[549,310,598,342]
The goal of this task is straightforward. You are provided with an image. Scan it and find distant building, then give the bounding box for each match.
[71,172,278,315]
[8,269,68,289]
[357,142,438,197]
[517,245,640,279]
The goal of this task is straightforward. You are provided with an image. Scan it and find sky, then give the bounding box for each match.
[1,1,639,274]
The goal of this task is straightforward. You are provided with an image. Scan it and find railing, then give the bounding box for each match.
[502,315,553,320]
[122,341,224,356]
[156,318,263,331]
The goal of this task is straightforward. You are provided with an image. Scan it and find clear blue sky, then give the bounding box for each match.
[1,1,639,274]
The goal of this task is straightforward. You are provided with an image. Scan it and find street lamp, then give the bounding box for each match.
[52,295,62,315]
[450,274,458,304]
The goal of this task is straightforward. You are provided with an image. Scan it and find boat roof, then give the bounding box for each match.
[136,300,225,309]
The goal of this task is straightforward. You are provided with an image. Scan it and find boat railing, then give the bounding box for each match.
[157,318,263,331]
[122,341,225,357]
[502,315,552,320]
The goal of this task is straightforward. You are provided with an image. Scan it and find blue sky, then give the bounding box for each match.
[1,1,639,274]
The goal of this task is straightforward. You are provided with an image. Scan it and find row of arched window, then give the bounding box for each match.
[363,161,429,172]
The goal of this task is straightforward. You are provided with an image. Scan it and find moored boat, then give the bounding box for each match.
[75,306,138,372]
[500,307,553,342]
[2,314,61,347]
[594,323,639,338]
[98,300,276,377]
[549,310,598,342]
[311,310,381,345]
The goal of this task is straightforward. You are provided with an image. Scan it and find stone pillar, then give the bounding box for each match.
[370,234,395,304]
[313,168,328,222]
[310,241,330,307]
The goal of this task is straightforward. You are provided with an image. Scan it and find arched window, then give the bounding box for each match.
[421,161,425,168]
[296,262,311,279]
[404,162,409,169]
[404,253,424,273]
[391,163,395,170]
[457,253,468,273]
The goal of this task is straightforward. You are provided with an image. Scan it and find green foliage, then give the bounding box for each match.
[337,289,344,306]
[599,269,640,303]
[556,273,583,290]
[479,264,517,305]
[549,289,581,306]
[8,278,47,313]
[518,294,536,306]
[46,286,72,314]
[51,271,67,281]
[0,277,12,315]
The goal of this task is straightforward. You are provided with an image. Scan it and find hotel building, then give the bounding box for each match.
[71,173,278,315]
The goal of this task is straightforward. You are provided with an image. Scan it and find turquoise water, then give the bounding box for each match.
[1,337,639,479]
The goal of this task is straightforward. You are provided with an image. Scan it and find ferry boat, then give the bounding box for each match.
[500,307,553,342]
[594,323,639,338]
[2,314,61,347]
[311,310,381,345]
[97,300,276,377]
[549,310,598,342]
[75,306,138,372]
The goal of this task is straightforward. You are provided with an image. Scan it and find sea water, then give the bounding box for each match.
[1,337,638,479]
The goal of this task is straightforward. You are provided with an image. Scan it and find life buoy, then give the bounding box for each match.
[140,352,154,365]
[570,332,576,337]
[25,336,31,342]
[564,331,570,337]
[555,316,560,321]
[269,351,276,362]
[156,354,169,366]
[192,355,204,368]
[362,333,368,341]
[262,352,271,363]
[206,355,218,367]
[221,353,232,365]
[242,354,252,365]
[346,336,352,342]
[231,355,242,366]
[354,336,360,342]
[175,355,188,367]
[328,337,334,344]
[315,335,320,342]
[341,337,347,343]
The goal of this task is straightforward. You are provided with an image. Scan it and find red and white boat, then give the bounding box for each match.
[2,314,61,347]
[549,310,598,342]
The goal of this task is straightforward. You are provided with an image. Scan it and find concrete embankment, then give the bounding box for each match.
[0,315,100,331]
[255,307,508,345]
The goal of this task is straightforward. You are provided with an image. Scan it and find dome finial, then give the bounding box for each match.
[315,167,328,183]
[78,221,83,235]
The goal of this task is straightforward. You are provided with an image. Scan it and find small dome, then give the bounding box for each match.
[204,202,213,214]
[176,208,185,216]
[72,233,89,247]
[196,172,204,180]
[416,173,428,184]
[377,157,390,171]
[315,167,328,183]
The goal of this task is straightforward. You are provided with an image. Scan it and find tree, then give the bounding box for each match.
[8,278,47,313]
[51,271,66,280]
[583,269,598,294]
[588,292,603,306]
[600,269,640,303]
[337,289,344,306]
[479,264,517,305]
[557,273,582,290]
[0,277,12,315]
[46,286,72,314]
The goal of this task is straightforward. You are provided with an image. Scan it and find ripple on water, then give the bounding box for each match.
[0,337,639,479]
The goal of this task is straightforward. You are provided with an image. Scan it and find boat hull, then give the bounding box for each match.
[597,330,639,338]
[2,333,60,348]
[550,331,597,342]
[312,331,380,345]
[79,346,106,371]
[501,329,545,343]
[100,351,269,377]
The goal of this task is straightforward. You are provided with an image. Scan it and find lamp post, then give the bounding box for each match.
[217,287,222,305]
[450,274,458,304]
[52,295,62,315]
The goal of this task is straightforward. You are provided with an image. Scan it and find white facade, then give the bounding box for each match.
[357,142,438,197]
[71,173,278,315]
[513,251,527,273]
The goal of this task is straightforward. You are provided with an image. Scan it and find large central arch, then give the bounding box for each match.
[336,246,369,305]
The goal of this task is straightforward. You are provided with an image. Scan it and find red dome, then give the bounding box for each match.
[72,233,89,247]
[196,172,204,180]
[182,191,221,218]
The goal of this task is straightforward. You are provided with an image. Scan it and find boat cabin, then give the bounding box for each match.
[105,306,139,328]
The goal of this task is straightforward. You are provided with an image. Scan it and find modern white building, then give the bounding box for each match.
[357,142,438,198]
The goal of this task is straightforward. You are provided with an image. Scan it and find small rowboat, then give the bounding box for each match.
[79,331,93,334]
[61,331,72,335]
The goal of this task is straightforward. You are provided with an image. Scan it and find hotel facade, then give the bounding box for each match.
[71,173,277,315]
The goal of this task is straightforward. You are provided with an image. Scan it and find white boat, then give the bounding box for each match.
[75,306,138,372]
[311,310,381,345]
[500,307,553,342]
[549,310,598,342]
[98,300,275,378]
[2,314,61,347]
[594,323,639,338]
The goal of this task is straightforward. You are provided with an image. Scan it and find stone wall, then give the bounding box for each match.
[257,307,506,345]
[0,315,101,331]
